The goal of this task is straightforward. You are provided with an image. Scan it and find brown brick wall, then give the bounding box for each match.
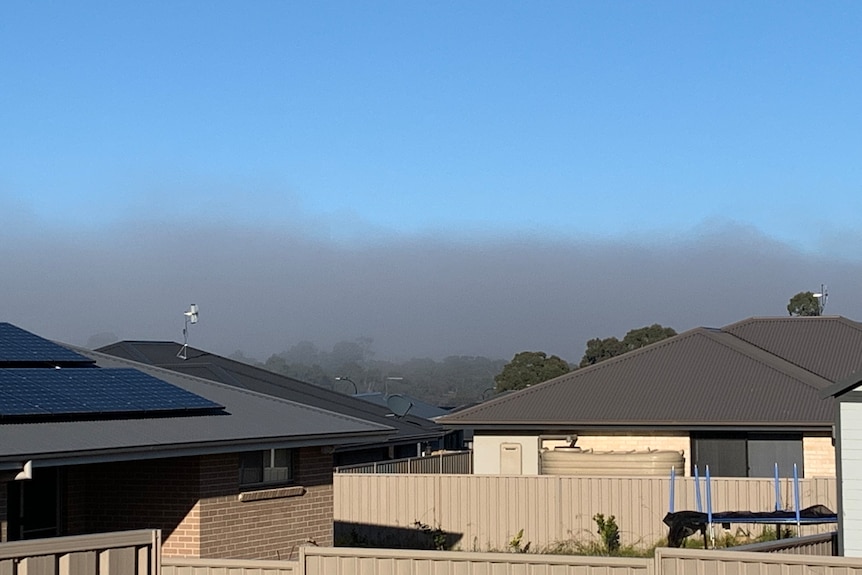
[198,447,334,560]
[64,457,201,556]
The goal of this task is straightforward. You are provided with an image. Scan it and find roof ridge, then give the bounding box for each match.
[705,330,833,391]
[75,346,397,432]
[444,327,709,420]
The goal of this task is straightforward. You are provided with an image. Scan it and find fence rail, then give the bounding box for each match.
[334,450,472,474]
[162,556,298,575]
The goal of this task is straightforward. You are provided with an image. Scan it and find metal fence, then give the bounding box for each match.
[334,450,472,474]
[334,473,837,551]
[0,529,160,575]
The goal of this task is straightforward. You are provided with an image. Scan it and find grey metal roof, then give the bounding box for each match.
[723,316,862,382]
[438,317,853,430]
[353,392,451,420]
[97,341,445,447]
[0,347,394,470]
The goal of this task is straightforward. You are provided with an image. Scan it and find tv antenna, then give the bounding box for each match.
[177,304,199,360]
[813,284,828,315]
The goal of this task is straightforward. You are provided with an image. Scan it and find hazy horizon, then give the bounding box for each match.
[2,3,860,364]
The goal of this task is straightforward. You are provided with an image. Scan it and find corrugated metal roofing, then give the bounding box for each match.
[0,347,394,467]
[97,341,444,445]
[439,316,852,429]
[723,316,862,382]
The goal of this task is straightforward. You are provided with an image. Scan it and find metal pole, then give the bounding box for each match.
[669,466,676,513]
[794,463,801,534]
[706,465,714,548]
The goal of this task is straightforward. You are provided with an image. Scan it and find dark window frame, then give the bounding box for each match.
[239,448,295,488]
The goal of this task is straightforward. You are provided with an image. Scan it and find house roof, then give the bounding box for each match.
[0,334,394,471]
[97,341,445,448]
[439,316,862,431]
[353,392,451,420]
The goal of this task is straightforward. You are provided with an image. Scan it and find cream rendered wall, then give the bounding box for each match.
[473,434,541,475]
[839,400,862,556]
[475,430,833,478]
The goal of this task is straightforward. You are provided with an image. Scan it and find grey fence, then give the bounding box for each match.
[334,450,472,474]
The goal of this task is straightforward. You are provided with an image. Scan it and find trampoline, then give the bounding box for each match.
[662,464,837,547]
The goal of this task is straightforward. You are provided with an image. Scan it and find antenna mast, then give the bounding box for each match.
[177,304,199,360]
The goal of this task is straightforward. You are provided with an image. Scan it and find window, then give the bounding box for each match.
[239,448,294,487]
[690,432,803,478]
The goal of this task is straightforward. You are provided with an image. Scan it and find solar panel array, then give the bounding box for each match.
[0,323,93,364]
[0,368,224,418]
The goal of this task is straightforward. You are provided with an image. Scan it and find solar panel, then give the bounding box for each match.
[0,368,224,419]
[0,323,94,365]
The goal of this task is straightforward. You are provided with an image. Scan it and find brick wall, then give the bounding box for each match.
[198,447,334,560]
[64,457,201,556]
[804,433,836,477]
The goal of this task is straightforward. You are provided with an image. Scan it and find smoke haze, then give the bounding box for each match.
[2,215,859,364]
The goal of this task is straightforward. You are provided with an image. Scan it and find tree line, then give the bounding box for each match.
[240,290,823,403]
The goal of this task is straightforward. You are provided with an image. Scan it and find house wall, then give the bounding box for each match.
[839,400,862,556]
[198,447,334,560]
[804,434,836,477]
[475,431,835,477]
[473,434,541,475]
[62,448,335,560]
[65,457,202,557]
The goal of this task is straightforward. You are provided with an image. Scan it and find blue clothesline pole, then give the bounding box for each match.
[706,465,714,548]
[694,465,702,512]
[774,463,781,511]
[794,463,801,532]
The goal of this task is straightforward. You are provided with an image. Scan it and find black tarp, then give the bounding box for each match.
[662,504,836,547]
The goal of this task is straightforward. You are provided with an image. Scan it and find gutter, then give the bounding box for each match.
[0,428,394,471]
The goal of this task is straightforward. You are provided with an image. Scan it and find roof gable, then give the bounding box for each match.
[440,320,841,429]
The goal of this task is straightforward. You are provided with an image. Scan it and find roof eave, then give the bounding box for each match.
[0,428,395,471]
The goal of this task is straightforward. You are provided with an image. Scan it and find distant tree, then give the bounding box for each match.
[621,324,677,351]
[580,324,677,368]
[579,337,625,368]
[787,291,821,316]
[494,351,570,392]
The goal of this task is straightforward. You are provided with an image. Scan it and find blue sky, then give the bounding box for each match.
[1,2,861,360]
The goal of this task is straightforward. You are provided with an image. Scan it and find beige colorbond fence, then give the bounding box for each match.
[335,451,472,474]
[299,546,653,575]
[731,531,837,556]
[655,546,862,575]
[0,529,160,575]
[334,474,837,551]
[162,556,298,575]
[159,544,860,575]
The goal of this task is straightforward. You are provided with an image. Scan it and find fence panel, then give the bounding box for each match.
[334,474,837,551]
[655,546,862,575]
[335,451,472,474]
[0,529,160,575]
[300,546,653,575]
